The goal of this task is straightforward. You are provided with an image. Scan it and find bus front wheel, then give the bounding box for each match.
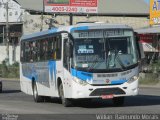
[33,82,43,102]
[59,83,72,107]
[0,81,2,93]
[112,97,125,106]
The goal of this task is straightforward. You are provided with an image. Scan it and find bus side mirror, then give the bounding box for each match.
[135,33,145,60]
[66,41,73,58]
[138,42,145,60]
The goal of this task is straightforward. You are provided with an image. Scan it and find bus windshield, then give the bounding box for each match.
[72,30,138,71]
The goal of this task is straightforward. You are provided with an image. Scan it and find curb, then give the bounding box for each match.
[0,78,19,81]
[139,84,160,89]
[0,78,160,88]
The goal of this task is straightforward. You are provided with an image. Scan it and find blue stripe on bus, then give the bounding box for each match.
[48,28,58,34]
[70,26,89,32]
[71,68,93,81]
[24,75,32,80]
[48,61,56,81]
[111,80,127,85]
[22,64,36,81]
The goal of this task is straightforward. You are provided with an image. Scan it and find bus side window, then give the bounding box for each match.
[55,35,61,60]
[32,41,37,62]
[44,40,48,60]
[51,35,61,60]
[29,42,34,62]
[47,38,51,59]
[20,42,25,62]
[36,41,40,61]
[52,37,57,60]
[48,37,55,60]
[40,39,47,61]
[25,42,30,62]
[63,39,68,69]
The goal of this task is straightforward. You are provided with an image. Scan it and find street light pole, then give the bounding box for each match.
[5,1,9,65]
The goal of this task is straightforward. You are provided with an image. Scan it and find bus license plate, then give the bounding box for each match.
[101,95,114,99]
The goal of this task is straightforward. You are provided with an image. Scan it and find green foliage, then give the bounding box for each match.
[151,60,160,66]
[142,60,160,73]
[0,61,19,78]
[140,60,160,85]
[139,73,160,85]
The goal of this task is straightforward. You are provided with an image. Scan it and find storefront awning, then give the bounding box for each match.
[135,26,160,34]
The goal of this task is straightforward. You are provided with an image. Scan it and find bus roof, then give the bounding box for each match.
[21,23,132,41]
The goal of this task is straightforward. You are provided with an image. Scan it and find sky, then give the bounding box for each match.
[144,0,150,4]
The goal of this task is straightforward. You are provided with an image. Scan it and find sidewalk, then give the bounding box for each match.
[0,78,160,89]
[139,83,160,89]
[0,78,19,81]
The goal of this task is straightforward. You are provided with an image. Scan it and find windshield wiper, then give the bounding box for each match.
[106,38,126,70]
[116,54,126,70]
[109,49,126,70]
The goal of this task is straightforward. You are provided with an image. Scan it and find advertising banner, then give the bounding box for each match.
[150,0,160,25]
[44,0,98,13]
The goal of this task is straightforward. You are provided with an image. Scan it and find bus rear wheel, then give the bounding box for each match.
[112,97,125,106]
[59,83,72,107]
[33,82,43,102]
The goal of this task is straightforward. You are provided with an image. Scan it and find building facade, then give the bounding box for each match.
[0,0,150,64]
[0,0,24,64]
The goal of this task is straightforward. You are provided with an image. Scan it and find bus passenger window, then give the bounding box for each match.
[29,42,34,62]
[50,35,61,60]
[47,38,53,60]
[55,36,61,60]
[20,42,24,62]
[32,41,37,62]
[63,39,68,69]
[25,42,30,62]
[40,40,47,61]
[36,41,40,61]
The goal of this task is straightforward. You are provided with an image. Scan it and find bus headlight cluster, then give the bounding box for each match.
[127,75,139,84]
[73,77,88,86]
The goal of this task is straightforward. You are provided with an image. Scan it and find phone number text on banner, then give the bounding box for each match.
[45,6,98,13]
[44,0,98,13]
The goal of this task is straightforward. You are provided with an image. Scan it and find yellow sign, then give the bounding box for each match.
[150,0,160,25]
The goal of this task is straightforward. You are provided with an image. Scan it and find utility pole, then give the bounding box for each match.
[5,1,10,65]
[69,13,73,25]
[40,0,45,31]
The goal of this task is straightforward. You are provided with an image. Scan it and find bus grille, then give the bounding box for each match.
[89,88,126,96]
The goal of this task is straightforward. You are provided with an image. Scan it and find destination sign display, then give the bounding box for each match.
[73,30,124,38]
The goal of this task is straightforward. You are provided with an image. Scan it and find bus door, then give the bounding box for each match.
[62,33,73,93]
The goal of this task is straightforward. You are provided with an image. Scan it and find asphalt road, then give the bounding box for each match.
[0,80,160,120]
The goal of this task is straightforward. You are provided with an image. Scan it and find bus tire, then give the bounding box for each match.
[112,97,125,106]
[0,88,2,93]
[33,82,43,102]
[59,83,72,107]
[0,82,2,93]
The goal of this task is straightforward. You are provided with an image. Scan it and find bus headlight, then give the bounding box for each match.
[73,77,88,86]
[127,75,139,84]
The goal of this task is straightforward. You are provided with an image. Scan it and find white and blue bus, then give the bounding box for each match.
[20,23,141,107]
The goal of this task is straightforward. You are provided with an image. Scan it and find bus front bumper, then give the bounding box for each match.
[69,79,138,99]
